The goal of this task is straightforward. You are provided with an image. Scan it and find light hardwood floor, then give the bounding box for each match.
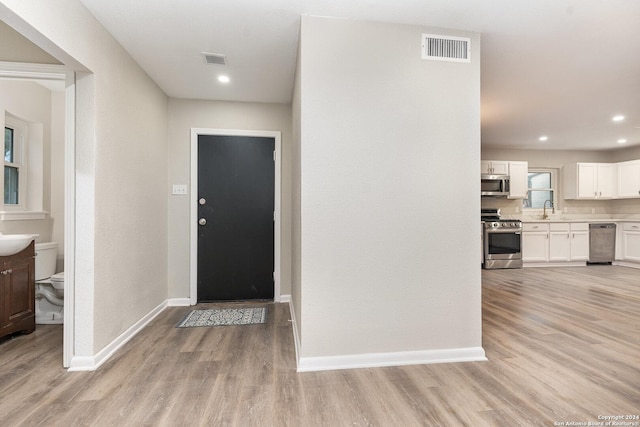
[1,266,639,426]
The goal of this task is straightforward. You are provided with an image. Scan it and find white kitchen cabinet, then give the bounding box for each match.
[522,223,549,262]
[564,162,616,199]
[569,223,590,261]
[523,222,590,264]
[549,223,571,261]
[617,160,640,198]
[481,160,509,175]
[508,161,528,199]
[621,223,640,261]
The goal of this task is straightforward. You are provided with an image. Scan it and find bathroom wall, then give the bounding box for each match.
[50,90,65,270]
[0,79,65,261]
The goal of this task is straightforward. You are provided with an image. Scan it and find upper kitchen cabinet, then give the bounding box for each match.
[481,160,509,175]
[507,161,528,199]
[564,162,616,199]
[617,160,640,198]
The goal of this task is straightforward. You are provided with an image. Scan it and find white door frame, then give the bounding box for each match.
[0,61,75,368]
[190,128,281,304]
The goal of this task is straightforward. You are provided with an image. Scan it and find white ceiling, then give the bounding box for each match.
[80,0,640,151]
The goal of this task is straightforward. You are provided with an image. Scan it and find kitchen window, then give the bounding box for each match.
[523,168,557,210]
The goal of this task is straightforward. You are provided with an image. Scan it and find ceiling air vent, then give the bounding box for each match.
[421,34,470,63]
[202,52,226,65]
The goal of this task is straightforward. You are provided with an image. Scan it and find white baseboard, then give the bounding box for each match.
[523,261,587,268]
[296,346,487,373]
[68,299,169,371]
[613,261,640,269]
[167,298,191,306]
[277,294,291,303]
[288,299,301,368]
[288,298,485,372]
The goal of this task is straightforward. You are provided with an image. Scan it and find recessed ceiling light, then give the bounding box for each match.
[617,139,627,144]
[539,136,548,141]
[218,75,230,83]
[612,115,625,122]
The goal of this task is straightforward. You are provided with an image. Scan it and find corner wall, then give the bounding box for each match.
[295,17,483,369]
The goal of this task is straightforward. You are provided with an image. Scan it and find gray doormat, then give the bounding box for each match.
[176,307,267,327]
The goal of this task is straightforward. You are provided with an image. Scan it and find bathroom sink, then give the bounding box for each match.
[0,234,38,256]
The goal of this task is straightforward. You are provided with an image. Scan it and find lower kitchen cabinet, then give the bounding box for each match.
[523,222,589,264]
[620,223,640,262]
[522,223,549,262]
[549,225,571,261]
[569,224,590,261]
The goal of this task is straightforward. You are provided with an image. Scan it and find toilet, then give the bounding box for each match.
[34,242,64,324]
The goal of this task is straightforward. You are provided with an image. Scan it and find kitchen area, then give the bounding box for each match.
[480,146,640,271]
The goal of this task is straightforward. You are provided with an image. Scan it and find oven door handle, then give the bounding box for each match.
[486,229,521,234]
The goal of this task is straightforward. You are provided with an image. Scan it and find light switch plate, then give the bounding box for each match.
[172,184,188,195]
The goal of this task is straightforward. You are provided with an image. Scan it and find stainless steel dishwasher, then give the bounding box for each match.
[589,223,616,264]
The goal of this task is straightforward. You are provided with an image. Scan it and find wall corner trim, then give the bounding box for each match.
[67,299,169,371]
[167,298,191,306]
[289,298,301,369]
[277,294,291,303]
[296,346,487,373]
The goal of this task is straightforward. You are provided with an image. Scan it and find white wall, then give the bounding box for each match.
[0,19,60,64]
[0,79,62,245]
[166,99,292,298]
[0,0,169,358]
[291,35,302,347]
[294,17,482,368]
[50,89,65,270]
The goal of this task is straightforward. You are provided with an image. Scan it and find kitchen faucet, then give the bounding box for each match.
[543,199,554,219]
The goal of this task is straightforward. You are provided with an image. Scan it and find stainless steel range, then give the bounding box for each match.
[482,209,522,269]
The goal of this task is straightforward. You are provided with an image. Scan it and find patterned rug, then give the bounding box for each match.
[176,307,267,327]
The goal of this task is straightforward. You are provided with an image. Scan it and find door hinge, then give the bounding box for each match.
[273,211,276,221]
[273,150,276,162]
[273,272,276,282]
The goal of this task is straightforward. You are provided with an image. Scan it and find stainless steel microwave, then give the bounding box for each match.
[481,174,510,197]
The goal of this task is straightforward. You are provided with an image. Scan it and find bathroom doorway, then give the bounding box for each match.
[0,57,75,367]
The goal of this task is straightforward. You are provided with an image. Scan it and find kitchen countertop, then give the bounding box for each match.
[511,216,640,223]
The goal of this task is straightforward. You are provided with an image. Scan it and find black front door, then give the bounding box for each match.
[197,134,275,301]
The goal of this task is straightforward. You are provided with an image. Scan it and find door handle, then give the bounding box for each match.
[199,198,206,205]
[199,218,207,226]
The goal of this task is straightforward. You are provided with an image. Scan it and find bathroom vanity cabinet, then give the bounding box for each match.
[0,242,36,340]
